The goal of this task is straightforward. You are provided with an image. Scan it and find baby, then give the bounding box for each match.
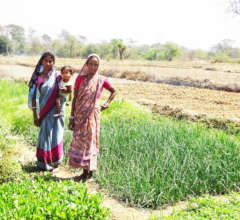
[54,66,73,117]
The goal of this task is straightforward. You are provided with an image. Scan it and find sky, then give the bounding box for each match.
[1,0,240,51]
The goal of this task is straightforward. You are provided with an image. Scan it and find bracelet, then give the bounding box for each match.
[32,107,37,109]
[69,116,74,119]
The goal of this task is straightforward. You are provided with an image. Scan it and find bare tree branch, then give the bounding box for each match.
[229,0,240,15]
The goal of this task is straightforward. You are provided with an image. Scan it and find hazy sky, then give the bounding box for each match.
[1,0,240,50]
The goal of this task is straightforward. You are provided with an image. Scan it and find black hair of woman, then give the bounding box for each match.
[28,51,55,88]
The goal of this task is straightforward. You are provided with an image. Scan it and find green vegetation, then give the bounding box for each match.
[2,23,240,62]
[0,80,37,143]
[2,79,240,217]
[0,157,22,183]
[0,175,110,219]
[96,100,240,207]
[0,119,23,184]
[152,193,240,219]
[0,80,110,219]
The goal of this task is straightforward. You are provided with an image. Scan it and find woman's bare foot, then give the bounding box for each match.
[88,171,93,178]
[74,169,91,182]
[52,167,59,173]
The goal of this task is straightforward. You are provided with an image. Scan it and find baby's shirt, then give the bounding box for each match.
[59,79,73,98]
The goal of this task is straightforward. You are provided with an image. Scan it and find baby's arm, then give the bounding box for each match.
[68,85,73,102]
[65,85,72,106]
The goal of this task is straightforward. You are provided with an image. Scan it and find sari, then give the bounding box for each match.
[68,55,105,171]
[35,69,64,171]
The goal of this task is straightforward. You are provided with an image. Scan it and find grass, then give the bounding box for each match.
[2,79,240,211]
[151,193,240,219]
[96,101,240,208]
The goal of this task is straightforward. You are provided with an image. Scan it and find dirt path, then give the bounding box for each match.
[17,137,186,220]
[3,64,240,219]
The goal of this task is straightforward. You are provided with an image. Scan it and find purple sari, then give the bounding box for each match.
[36,69,64,171]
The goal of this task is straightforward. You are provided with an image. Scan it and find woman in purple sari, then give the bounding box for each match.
[29,52,64,171]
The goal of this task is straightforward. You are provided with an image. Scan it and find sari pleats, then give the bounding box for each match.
[36,71,64,171]
[68,73,104,171]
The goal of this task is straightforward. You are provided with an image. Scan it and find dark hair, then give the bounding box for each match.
[61,66,73,75]
[39,51,55,64]
[28,51,55,88]
[34,51,55,75]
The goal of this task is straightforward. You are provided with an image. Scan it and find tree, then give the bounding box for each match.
[163,42,182,61]
[42,34,52,51]
[83,44,99,57]
[110,39,120,59]
[210,39,238,59]
[5,24,25,54]
[78,35,87,43]
[188,49,207,60]
[28,37,44,55]
[109,39,127,60]
[58,30,84,57]
[0,35,11,54]
[117,40,127,60]
[143,48,158,60]
[228,0,240,15]
[0,25,4,35]
[98,41,113,59]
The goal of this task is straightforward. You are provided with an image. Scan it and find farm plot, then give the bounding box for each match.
[1,62,240,126]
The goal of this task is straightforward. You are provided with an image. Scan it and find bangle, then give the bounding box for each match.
[32,107,37,109]
[69,116,74,119]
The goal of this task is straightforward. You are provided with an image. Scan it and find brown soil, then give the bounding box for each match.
[108,78,240,126]
[2,63,240,219]
[2,64,240,124]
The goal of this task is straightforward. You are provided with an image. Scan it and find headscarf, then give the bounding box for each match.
[79,53,101,77]
[28,52,55,88]
[74,54,103,129]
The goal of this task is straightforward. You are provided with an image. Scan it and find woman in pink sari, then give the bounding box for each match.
[68,54,116,180]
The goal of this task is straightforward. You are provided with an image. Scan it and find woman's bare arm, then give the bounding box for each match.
[68,88,79,130]
[32,87,40,126]
[68,85,73,102]
[101,87,117,111]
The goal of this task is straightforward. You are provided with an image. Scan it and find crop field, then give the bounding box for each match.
[1,56,240,218]
[1,56,240,127]
[2,56,240,90]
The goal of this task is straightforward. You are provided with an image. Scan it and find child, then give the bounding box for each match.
[54,66,73,117]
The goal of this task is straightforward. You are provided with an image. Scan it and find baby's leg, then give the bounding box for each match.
[53,97,62,117]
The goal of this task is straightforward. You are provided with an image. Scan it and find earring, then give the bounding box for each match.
[39,65,44,73]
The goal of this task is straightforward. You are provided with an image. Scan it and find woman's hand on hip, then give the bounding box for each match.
[100,103,109,111]
[69,118,74,130]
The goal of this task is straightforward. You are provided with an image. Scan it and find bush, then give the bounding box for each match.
[0,176,110,219]
[0,157,23,183]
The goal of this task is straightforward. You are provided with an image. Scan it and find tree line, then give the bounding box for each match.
[1,24,240,62]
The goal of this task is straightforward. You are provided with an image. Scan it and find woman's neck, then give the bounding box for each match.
[87,72,97,80]
[42,69,51,77]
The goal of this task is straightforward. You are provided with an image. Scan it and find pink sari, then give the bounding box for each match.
[68,54,105,171]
